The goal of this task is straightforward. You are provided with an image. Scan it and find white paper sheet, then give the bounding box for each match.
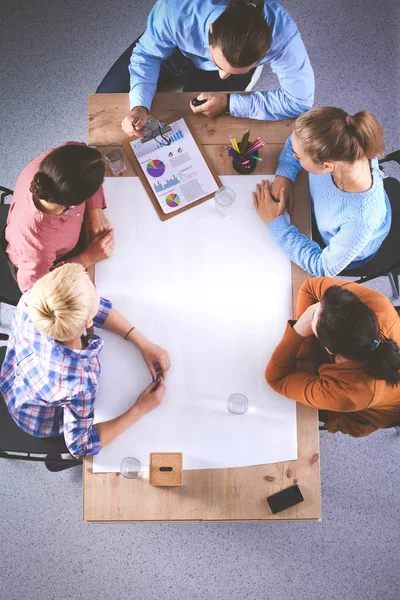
[130,118,219,214]
[93,175,297,472]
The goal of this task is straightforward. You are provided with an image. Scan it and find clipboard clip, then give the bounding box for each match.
[141,117,172,146]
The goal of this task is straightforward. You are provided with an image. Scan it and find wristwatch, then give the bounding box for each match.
[226,93,231,115]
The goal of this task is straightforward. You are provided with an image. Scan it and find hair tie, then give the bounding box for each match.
[370,339,381,351]
[345,116,352,126]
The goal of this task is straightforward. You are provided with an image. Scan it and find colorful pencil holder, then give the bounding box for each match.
[232,141,259,175]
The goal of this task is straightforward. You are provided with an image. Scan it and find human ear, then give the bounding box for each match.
[209,23,213,33]
[86,318,93,329]
[322,162,334,173]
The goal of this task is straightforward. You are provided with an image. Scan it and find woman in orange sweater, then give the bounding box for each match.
[266,278,400,437]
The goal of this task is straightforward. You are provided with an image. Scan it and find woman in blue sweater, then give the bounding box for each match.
[253,107,390,277]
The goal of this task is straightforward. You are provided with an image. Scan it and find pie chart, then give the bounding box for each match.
[166,193,180,208]
[147,159,165,178]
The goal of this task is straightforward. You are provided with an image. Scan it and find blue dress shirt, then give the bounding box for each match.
[129,0,315,120]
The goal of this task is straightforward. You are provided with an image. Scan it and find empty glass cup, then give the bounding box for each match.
[104,144,126,175]
[214,186,236,216]
[227,393,249,415]
[120,457,142,479]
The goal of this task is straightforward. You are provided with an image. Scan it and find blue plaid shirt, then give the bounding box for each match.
[0,293,112,459]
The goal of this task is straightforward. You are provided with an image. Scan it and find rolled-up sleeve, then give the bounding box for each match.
[93,297,112,328]
[63,394,101,459]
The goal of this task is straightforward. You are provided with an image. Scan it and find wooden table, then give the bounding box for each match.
[84,92,320,522]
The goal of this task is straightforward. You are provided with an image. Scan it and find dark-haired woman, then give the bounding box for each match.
[4,143,114,292]
[110,0,314,137]
[266,278,400,437]
[253,107,391,277]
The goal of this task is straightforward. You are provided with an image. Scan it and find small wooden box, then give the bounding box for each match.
[149,453,183,487]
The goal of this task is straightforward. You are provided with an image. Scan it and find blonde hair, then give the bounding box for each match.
[294,107,385,163]
[28,264,97,342]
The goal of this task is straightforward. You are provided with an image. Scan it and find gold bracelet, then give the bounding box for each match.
[124,326,135,340]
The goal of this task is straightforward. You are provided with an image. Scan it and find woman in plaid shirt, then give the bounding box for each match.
[0,264,170,458]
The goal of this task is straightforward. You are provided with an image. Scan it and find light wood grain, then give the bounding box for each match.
[89,93,295,146]
[84,93,320,522]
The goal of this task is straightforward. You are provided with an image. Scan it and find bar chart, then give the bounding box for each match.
[156,129,184,150]
[154,175,180,193]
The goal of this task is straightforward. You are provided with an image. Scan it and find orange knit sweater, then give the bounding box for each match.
[266,278,400,437]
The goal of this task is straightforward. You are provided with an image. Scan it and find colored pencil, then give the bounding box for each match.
[226,130,265,166]
[227,147,250,164]
[240,129,250,153]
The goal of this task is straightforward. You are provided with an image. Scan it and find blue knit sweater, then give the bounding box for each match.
[268,136,391,277]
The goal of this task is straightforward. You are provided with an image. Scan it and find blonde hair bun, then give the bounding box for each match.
[27,264,98,342]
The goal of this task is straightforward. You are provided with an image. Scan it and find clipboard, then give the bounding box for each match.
[126,114,222,221]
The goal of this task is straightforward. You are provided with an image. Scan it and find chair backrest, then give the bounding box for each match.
[0,346,70,457]
[0,186,22,307]
[379,150,400,169]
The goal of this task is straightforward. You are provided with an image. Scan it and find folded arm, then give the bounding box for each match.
[265,322,362,411]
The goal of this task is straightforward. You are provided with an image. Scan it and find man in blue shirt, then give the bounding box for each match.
[96,0,314,138]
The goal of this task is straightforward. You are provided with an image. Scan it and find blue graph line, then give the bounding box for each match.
[154,175,180,193]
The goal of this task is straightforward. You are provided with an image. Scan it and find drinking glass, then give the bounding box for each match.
[214,186,236,216]
[104,144,126,175]
[227,393,249,415]
[120,457,142,479]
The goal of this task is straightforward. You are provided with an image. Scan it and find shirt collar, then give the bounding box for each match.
[52,334,104,360]
[204,5,225,43]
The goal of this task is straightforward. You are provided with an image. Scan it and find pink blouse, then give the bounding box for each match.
[5,143,106,292]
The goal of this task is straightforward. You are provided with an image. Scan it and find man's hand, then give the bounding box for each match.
[134,378,166,417]
[293,303,319,338]
[140,341,170,379]
[85,208,111,242]
[253,179,286,225]
[190,92,228,118]
[80,228,114,268]
[270,176,294,215]
[121,106,149,138]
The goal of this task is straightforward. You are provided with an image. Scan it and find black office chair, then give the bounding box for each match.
[0,186,22,307]
[339,151,400,298]
[0,346,81,466]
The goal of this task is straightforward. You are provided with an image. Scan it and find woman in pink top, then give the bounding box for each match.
[4,143,114,292]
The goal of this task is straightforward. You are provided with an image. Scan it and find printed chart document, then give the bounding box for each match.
[93,175,297,473]
[130,117,219,214]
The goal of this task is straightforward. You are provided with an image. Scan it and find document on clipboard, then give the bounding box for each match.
[128,117,221,221]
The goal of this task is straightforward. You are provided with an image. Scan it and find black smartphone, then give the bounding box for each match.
[266,484,304,514]
[192,97,208,107]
